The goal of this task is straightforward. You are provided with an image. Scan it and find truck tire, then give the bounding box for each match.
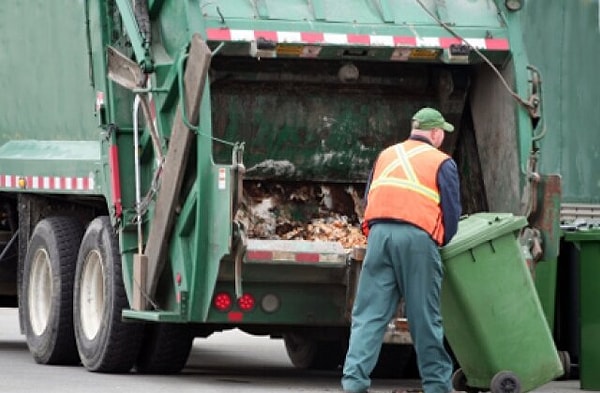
[135,323,194,374]
[73,216,143,372]
[22,216,84,365]
[283,333,345,370]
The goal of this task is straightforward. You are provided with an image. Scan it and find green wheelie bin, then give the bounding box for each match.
[563,229,600,391]
[440,213,563,393]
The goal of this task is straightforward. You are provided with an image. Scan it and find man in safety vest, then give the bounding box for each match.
[341,107,461,393]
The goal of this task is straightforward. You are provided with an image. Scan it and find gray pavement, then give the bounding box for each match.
[0,308,596,393]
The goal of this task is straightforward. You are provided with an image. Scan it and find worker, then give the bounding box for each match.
[341,107,461,393]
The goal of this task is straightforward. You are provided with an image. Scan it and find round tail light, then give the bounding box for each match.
[237,293,255,312]
[213,292,232,312]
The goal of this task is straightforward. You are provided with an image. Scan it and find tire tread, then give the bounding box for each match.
[24,216,84,365]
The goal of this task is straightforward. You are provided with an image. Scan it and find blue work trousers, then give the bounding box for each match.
[342,222,453,393]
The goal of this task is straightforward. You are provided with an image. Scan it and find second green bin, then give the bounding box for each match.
[440,213,563,393]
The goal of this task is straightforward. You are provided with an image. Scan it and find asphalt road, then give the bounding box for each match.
[0,308,584,393]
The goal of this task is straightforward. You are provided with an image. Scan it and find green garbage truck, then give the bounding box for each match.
[0,0,560,378]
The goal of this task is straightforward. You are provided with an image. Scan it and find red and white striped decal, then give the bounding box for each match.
[206,28,510,51]
[245,249,345,264]
[0,174,95,192]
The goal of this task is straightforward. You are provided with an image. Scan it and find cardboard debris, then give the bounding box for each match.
[236,182,367,249]
[280,217,367,248]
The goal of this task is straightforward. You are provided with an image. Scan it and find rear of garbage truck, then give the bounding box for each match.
[0,0,553,375]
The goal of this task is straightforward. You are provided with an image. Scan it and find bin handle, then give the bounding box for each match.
[469,249,476,263]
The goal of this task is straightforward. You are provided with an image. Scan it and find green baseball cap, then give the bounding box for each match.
[412,107,454,132]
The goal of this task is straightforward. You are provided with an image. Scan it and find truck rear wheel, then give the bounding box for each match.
[283,333,345,370]
[73,216,143,372]
[135,323,195,374]
[22,216,84,365]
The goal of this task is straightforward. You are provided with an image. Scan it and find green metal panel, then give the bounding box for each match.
[0,141,100,194]
[522,0,600,203]
[0,1,99,144]
[210,59,469,182]
[0,1,106,196]
[206,282,348,325]
[206,256,348,324]
[0,141,99,175]
[202,0,503,27]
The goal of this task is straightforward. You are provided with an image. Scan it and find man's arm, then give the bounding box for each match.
[438,158,461,245]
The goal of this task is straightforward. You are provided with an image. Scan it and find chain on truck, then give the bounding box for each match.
[0,0,569,376]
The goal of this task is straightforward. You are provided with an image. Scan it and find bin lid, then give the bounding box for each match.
[441,212,528,260]
[564,228,600,242]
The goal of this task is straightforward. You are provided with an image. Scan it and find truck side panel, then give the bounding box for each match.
[0,1,99,144]
[523,0,600,204]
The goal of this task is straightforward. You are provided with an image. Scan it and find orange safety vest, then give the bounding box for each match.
[363,139,449,245]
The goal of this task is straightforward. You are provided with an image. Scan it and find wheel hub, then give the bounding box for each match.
[28,249,53,336]
[79,250,105,340]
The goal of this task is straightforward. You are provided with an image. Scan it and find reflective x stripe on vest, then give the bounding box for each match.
[369,144,440,203]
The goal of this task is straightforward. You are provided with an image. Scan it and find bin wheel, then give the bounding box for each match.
[452,368,468,391]
[452,368,479,393]
[557,351,571,380]
[490,371,521,393]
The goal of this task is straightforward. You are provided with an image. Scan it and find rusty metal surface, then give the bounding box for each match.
[528,174,562,260]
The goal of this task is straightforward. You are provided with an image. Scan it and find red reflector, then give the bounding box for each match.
[485,38,510,50]
[213,292,232,312]
[228,311,243,322]
[394,36,417,47]
[347,34,370,45]
[439,37,462,49]
[295,253,320,263]
[206,28,232,41]
[246,250,273,261]
[238,293,256,311]
[300,32,324,43]
[254,30,277,42]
